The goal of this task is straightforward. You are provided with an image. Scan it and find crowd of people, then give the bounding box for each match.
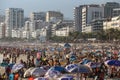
[0,43,120,80]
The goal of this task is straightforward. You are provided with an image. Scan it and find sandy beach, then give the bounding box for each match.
[0,42,120,80]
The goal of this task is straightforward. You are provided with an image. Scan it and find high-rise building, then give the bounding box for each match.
[74,6,83,32]
[103,2,120,19]
[0,23,5,38]
[30,12,46,31]
[0,9,5,23]
[113,8,120,17]
[24,21,30,31]
[0,15,5,23]
[82,5,104,32]
[30,12,46,22]
[103,16,120,30]
[46,11,63,22]
[74,5,104,32]
[5,8,24,37]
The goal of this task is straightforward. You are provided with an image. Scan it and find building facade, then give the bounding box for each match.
[46,11,63,22]
[74,6,83,32]
[0,23,5,38]
[103,16,120,30]
[30,12,46,22]
[81,5,104,32]
[82,19,104,33]
[113,8,120,17]
[5,8,24,37]
[55,26,70,36]
[74,5,104,32]
[103,2,120,19]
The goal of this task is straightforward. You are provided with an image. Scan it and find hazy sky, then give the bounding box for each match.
[0,0,119,19]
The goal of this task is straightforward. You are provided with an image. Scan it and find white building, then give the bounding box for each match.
[5,8,24,37]
[0,23,5,38]
[113,8,120,17]
[82,25,92,33]
[24,21,30,31]
[82,5,104,32]
[74,6,83,32]
[31,30,40,38]
[12,30,18,38]
[22,31,31,39]
[11,29,22,38]
[51,20,74,37]
[39,28,48,42]
[83,19,104,33]
[30,12,46,22]
[55,26,70,36]
[46,11,63,22]
[28,20,50,32]
[74,5,104,32]
[103,16,120,30]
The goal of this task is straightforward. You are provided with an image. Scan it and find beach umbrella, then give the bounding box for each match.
[57,75,74,80]
[104,60,111,66]
[31,67,46,77]
[85,62,101,68]
[0,63,14,69]
[0,62,8,67]
[80,59,91,65]
[11,63,24,72]
[66,64,92,73]
[65,64,78,73]
[49,66,67,73]
[40,66,50,71]
[106,60,115,66]
[70,55,77,62]
[95,50,101,53]
[24,67,34,78]
[77,65,92,73]
[45,69,61,79]
[106,52,112,57]
[66,64,92,80]
[34,77,48,80]
[25,48,30,52]
[105,60,120,66]
[49,47,55,52]
[64,43,71,48]
[57,47,63,52]
[8,63,15,69]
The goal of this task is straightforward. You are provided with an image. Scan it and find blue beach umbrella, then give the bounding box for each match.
[57,47,63,52]
[45,69,61,79]
[107,60,115,66]
[65,64,78,73]
[64,43,71,48]
[107,60,120,66]
[0,62,8,67]
[78,65,92,73]
[86,62,101,68]
[70,55,77,62]
[49,47,55,52]
[8,63,15,69]
[58,75,74,80]
[11,63,24,72]
[66,64,92,73]
[34,77,48,80]
[81,59,91,65]
[49,66,67,73]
